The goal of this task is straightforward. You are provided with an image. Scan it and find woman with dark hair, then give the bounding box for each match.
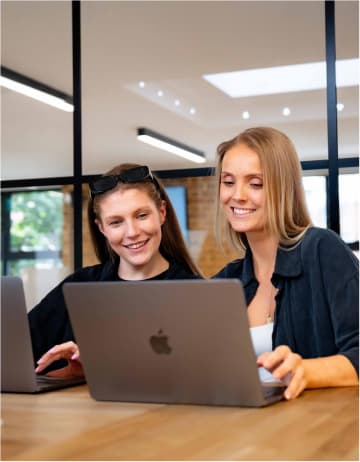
[213,126,358,400]
[30,163,201,378]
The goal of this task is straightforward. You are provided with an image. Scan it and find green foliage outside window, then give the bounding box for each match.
[10,191,64,252]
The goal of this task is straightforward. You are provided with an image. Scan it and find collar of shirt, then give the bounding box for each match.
[241,241,303,288]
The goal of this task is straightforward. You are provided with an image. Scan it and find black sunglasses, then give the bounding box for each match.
[89,166,156,197]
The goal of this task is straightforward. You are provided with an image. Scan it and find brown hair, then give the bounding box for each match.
[214,127,312,251]
[88,163,201,276]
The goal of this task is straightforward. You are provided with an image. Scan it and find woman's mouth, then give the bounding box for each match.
[231,207,256,216]
[123,239,149,250]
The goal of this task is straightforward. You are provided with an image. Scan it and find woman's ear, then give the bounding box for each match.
[159,200,167,225]
[95,218,105,235]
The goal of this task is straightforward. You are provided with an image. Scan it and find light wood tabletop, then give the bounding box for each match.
[1,385,358,461]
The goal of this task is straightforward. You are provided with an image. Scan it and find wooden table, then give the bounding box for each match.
[1,385,358,460]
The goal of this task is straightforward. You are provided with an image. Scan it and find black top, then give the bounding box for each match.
[214,227,359,375]
[28,259,198,370]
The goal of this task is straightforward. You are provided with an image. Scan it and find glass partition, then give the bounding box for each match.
[1,2,357,277]
[1,1,73,180]
[335,1,359,161]
[81,1,327,274]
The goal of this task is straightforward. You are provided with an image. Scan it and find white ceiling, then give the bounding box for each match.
[1,0,359,180]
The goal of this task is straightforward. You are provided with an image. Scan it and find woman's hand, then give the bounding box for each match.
[35,341,84,379]
[257,345,308,400]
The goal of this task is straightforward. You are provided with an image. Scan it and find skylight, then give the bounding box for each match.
[203,58,358,98]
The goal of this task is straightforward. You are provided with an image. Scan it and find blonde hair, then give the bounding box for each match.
[88,163,202,276]
[215,127,312,252]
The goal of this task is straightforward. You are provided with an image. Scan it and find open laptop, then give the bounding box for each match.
[1,276,85,393]
[63,279,285,407]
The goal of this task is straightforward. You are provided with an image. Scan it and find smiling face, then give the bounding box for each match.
[219,143,267,236]
[95,187,167,279]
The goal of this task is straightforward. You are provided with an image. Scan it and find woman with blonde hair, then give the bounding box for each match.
[31,163,201,378]
[214,126,358,399]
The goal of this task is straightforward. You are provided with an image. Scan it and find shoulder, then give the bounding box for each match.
[302,226,346,247]
[212,259,244,279]
[301,227,357,259]
[299,226,358,275]
[66,261,115,282]
[51,260,118,288]
[165,261,202,279]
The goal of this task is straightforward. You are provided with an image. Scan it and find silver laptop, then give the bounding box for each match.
[63,279,285,407]
[1,276,85,393]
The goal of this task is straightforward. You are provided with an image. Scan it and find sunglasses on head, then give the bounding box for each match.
[89,165,156,197]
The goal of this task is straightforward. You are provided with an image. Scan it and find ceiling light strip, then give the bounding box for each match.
[0,66,74,112]
[137,127,206,164]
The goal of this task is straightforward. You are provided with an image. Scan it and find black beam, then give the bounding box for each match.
[5,250,61,260]
[72,0,83,270]
[1,177,74,189]
[1,156,358,189]
[325,0,340,233]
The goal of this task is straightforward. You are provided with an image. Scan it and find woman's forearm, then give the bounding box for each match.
[303,354,358,389]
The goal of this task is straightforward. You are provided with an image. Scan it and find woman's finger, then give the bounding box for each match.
[283,365,307,400]
[35,342,79,373]
[272,352,302,381]
[257,345,291,372]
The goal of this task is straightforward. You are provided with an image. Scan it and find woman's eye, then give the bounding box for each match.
[250,183,263,189]
[109,219,122,226]
[221,180,234,186]
[138,212,149,220]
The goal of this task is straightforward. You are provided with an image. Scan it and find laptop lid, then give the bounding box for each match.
[1,276,84,393]
[1,276,39,392]
[64,279,284,407]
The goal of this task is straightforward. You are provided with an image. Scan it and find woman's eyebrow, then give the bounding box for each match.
[221,171,263,178]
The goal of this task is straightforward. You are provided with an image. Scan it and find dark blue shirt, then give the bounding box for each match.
[214,227,359,375]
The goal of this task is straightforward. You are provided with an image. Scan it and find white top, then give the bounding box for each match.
[250,322,277,383]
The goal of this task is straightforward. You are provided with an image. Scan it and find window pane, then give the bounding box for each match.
[335,2,359,160]
[3,188,74,310]
[10,191,64,252]
[339,173,359,243]
[9,259,64,278]
[302,176,327,228]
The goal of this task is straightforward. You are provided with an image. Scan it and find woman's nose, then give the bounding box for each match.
[233,182,247,201]
[125,220,140,237]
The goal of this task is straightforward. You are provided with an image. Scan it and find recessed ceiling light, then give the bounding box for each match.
[242,111,250,119]
[189,107,196,115]
[157,90,163,97]
[174,99,180,106]
[139,81,145,88]
[336,103,344,112]
[282,107,291,116]
[203,58,359,98]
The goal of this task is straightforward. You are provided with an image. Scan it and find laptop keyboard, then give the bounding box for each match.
[262,382,285,399]
[36,374,85,390]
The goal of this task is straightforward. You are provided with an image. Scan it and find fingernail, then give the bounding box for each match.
[285,391,291,400]
[37,358,43,364]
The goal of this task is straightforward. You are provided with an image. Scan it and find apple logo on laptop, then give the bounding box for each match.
[149,329,172,354]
